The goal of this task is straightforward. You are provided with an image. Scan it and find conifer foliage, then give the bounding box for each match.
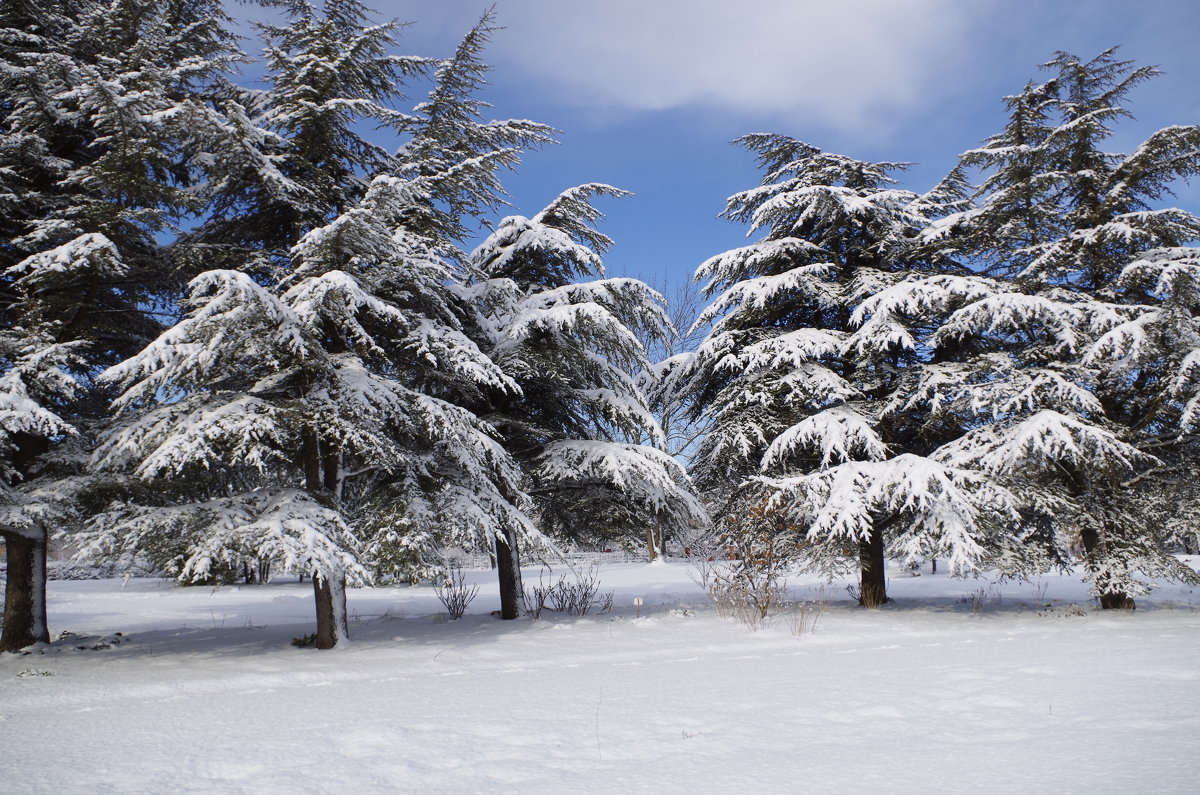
[468,184,704,615]
[0,0,240,650]
[687,137,1013,606]
[689,49,1200,610]
[91,175,532,647]
[922,49,1200,606]
[3,0,1197,655]
[5,0,690,648]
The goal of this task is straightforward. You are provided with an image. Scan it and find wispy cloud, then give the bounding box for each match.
[479,0,977,136]
[381,0,1199,161]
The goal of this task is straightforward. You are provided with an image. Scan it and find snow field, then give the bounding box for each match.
[2,560,1199,793]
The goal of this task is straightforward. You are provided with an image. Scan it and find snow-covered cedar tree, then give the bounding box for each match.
[924,49,1200,607]
[0,0,242,649]
[82,2,562,636]
[687,135,1019,607]
[89,173,535,648]
[395,8,555,250]
[178,0,430,283]
[467,184,705,611]
[0,330,79,650]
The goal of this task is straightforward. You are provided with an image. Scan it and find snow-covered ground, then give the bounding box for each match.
[3,559,1199,793]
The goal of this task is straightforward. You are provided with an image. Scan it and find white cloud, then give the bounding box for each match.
[477,0,977,135]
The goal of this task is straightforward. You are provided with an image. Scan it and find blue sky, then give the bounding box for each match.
[241,1,1200,287]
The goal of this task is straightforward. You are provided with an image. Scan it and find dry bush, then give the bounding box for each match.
[524,564,614,618]
[435,565,479,619]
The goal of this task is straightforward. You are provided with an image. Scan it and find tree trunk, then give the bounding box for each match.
[302,428,352,646]
[1,531,50,651]
[645,526,658,562]
[312,573,348,649]
[301,426,323,490]
[1079,524,1136,610]
[495,529,523,619]
[858,526,888,608]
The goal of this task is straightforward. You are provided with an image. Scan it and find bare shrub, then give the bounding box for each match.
[435,565,479,620]
[691,520,833,634]
[524,564,613,618]
[961,585,1002,614]
[701,572,788,630]
[524,572,551,619]
[691,528,793,631]
[780,589,830,635]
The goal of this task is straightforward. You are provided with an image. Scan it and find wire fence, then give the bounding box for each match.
[441,547,657,570]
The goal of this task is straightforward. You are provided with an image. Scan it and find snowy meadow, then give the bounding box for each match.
[3,559,1199,794]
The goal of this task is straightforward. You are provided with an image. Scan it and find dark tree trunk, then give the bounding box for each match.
[301,426,323,490]
[322,445,341,501]
[495,529,523,619]
[1079,524,1136,610]
[1,531,50,651]
[257,558,272,584]
[1097,591,1136,610]
[302,428,351,646]
[312,574,347,649]
[858,526,888,608]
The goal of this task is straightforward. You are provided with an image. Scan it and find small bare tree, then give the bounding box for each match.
[636,277,712,559]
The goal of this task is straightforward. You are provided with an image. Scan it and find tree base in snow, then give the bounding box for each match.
[1,534,50,652]
[1098,592,1136,610]
[312,575,348,649]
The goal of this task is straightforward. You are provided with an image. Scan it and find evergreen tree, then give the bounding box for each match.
[688,136,1012,606]
[0,0,240,650]
[81,3,560,642]
[922,49,1200,607]
[88,174,529,647]
[468,184,705,614]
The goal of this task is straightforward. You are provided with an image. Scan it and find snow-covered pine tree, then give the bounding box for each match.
[84,3,562,636]
[254,0,425,232]
[77,0,424,647]
[468,184,705,613]
[396,8,555,250]
[688,136,1015,606]
[90,173,529,648]
[923,49,1200,607]
[0,0,241,649]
